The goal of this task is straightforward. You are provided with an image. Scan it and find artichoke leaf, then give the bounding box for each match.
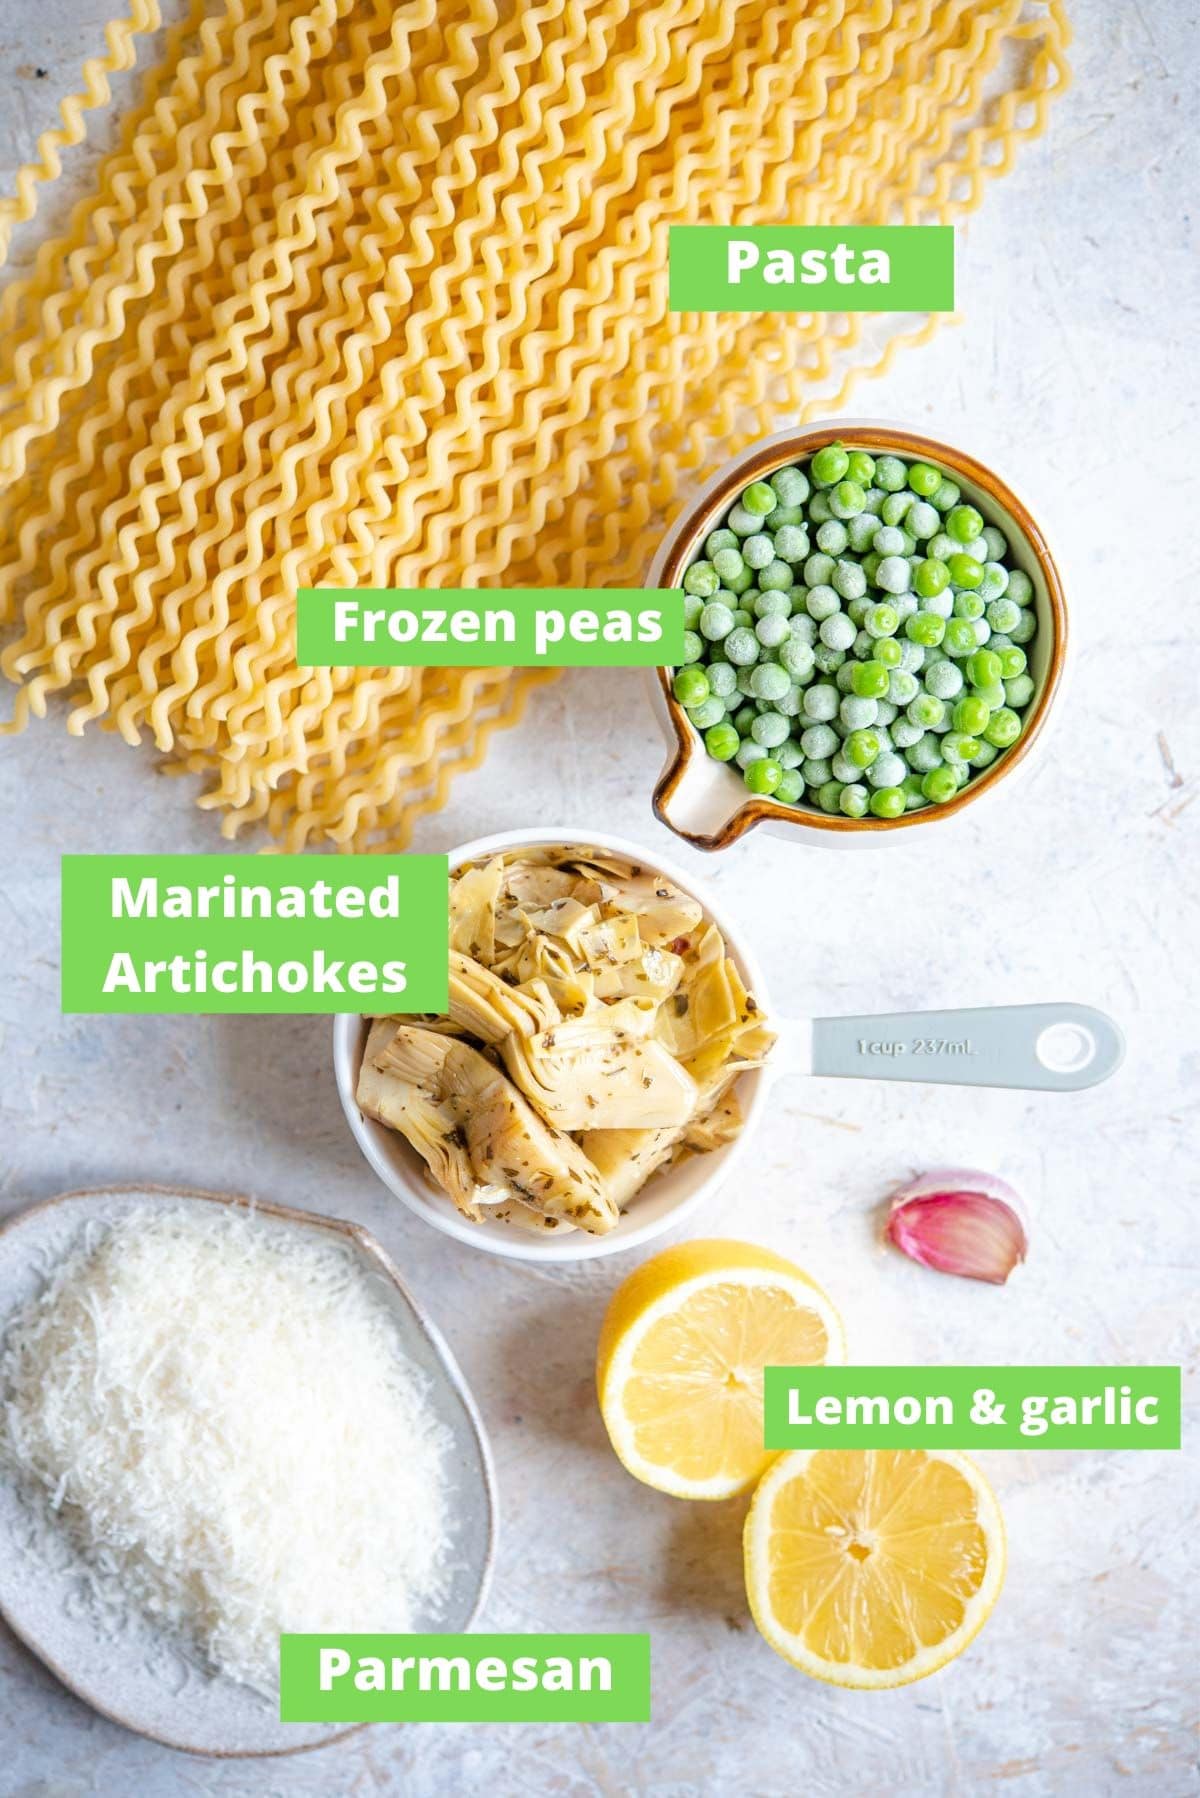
[375,1025,617,1234]
[501,1024,698,1131]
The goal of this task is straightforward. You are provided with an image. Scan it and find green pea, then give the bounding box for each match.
[742,480,778,516]
[865,602,899,638]
[775,768,805,804]
[704,722,739,761]
[997,645,1027,680]
[850,660,890,699]
[875,636,903,668]
[946,503,984,543]
[830,479,867,519]
[914,557,950,598]
[681,630,704,664]
[905,611,946,648]
[953,695,990,735]
[922,765,959,804]
[947,552,984,590]
[984,707,1022,748]
[816,779,845,813]
[943,618,978,657]
[673,666,710,706]
[844,727,881,768]
[966,648,1002,689]
[744,757,783,794]
[907,462,942,496]
[930,477,960,513]
[869,787,906,819]
[810,442,850,487]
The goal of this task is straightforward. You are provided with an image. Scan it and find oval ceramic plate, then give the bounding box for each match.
[0,1185,496,1758]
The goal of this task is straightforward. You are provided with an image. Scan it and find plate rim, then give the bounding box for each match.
[0,1182,499,1760]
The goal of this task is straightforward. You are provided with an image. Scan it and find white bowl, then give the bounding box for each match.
[333,828,773,1263]
[646,418,1068,851]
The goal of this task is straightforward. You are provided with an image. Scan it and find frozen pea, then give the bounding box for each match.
[820,613,857,651]
[874,455,908,492]
[776,739,805,769]
[881,490,915,526]
[846,512,879,553]
[813,644,847,675]
[928,531,957,562]
[804,552,836,587]
[894,592,919,620]
[713,547,747,585]
[867,751,907,789]
[742,533,775,570]
[831,750,859,783]
[751,662,791,701]
[735,667,758,696]
[839,694,879,729]
[920,588,955,619]
[803,682,840,722]
[705,527,739,558]
[780,639,815,683]
[972,740,999,768]
[872,524,907,557]
[808,491,834,524]
[924,658,963,699]
[752,710,791,748]
[873,699,898,726]
[875,555,912,594]
[941,730,978,765]
[707,661,737,698]
[1005,673,1035,707]
[897,640,925,673]
[726,503,759,537]
[832,558,868,600]
[817,519,849,555]
[769,503,806,527]
[800,723,839,760]
[754,589,792,620]
[907,735,944,773]
[986,598,1021,635]
[788,613,817,646]
[891,717,924,749]
[757,559,794,592]
[979,562,1009,601]
[736,740,767,769]
[770,465,810,505]
[683,560,720,598]
[931,478,960,513]
[806,584,840,622]
[776,685,806,717]
[953,590,984,621]
[688,696,726,729]
[730,607,754,628]
[774,524,810,563]
[861,487,886,515]
[681,630,704,664]
[1009,610,1037,644]
[700,601,735,640]
[802,756,833,786]
[973,618,992,646]
[962,537,988,564]
[1007,568,1034,606]
[907,500,939,540]
[683,594,704,628]
[830,479,867,519]
[888,669,918,705]
[835,662,858,693]
[756,614,791,650]
[846,596,872,626]
[972,679,1007,710]
[775,768,805,804]
[817,780,845,813]
[852,628,874,658]
[724,627,760,666]
[981,525,1008,560]
[839,783,870,818]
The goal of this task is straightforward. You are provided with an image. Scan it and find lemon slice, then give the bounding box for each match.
[744,1447,1006,1688]
[596,1239,845,1500]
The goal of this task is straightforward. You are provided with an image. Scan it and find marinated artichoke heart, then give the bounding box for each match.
[359,846,774,1233]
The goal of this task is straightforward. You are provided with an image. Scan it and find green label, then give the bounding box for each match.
[60,854,448,1015]
[279,1634,651,1723]
[296,589,684,667]
[668,225,954,312]
[763,1367,1181,1450]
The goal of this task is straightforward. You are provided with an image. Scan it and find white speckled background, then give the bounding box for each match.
[0,3,1197,1793]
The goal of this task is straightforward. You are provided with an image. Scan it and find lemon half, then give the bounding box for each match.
[596,1239,846,1500]
[744,1446,1006,1688]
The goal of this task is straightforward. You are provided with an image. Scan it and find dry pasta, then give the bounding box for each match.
[0,0,1070,849]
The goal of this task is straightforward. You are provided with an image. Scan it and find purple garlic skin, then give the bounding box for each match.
[886,1169,1027,1286]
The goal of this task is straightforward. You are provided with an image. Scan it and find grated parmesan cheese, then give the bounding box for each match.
[0,1206,455,1694]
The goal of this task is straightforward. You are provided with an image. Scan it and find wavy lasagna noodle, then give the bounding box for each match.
[0,0,1070,847]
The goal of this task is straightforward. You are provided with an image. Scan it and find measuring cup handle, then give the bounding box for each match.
[809,1003,1124,1092]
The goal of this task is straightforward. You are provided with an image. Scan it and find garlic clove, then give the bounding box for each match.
[886,1173,1027,1285]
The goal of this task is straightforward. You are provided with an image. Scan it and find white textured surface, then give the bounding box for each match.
[0,3,1197,1794]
